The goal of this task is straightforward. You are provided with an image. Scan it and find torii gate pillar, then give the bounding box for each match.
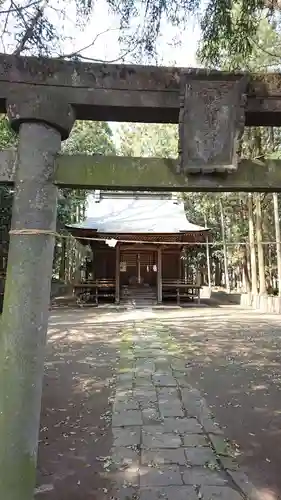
[0,90,74,500]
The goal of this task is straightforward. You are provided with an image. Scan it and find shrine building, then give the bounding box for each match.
[67,191,208,305]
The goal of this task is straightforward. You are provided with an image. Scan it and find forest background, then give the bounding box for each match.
[1,0,281,298]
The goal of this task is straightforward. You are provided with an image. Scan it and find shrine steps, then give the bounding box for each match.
[120,285,157,307]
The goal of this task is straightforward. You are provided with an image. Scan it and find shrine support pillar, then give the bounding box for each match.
[157,246,162,304]
[0,91,74,500]
[178,250,182,281]
[115,243,120,304]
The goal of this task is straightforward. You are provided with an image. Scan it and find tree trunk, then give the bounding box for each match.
[219,199,230,292]
[255,193,266,294]
[273,193,281,296]
[248,193,258,294]
[242,246,251,293]
[204,213,211,289]
[214,259,220,286]
[59,238,66,282]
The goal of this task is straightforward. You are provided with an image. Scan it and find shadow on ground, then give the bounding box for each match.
[36,306,281,500]
[157,308,281,500]
[36,311,124,500]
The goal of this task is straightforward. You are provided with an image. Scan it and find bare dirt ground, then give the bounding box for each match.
[162,307,281,500]
[36,306,281,500]
[36,310,121,500]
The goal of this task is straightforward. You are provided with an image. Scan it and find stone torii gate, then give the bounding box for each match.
[1,54,281,499]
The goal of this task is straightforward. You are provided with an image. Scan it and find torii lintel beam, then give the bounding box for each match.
[1,150,281,192]
[1,54,281,125]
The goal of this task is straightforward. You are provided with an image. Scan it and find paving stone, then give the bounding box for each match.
[117,379,134,389]
[139,486,198,500]
[200,417,224,435]
[158,387,179,398]
[154,368,173,376]
[112,410,142,427]
[136,383,155,391]
[209,435,230,457]
[111,447,140,466]
[181,388,211,419]
[140,466,183,487]
[135,378,155,389]
[141,448,186,466]
[153,374,178,387]
[117,371,134,382]
[183,468,228,486]
[115,486,139,500]
[119,354,135,362]
[155,361,172,371]
[175,376,191,388]
[115,389,134,401]
[170,361,187,372]
[136,350,163,358]
[159,402,184,418]
[139,399,159,411]
[142,407,162,425]
[219,456,240,471]
[174,368,192,377]
[114,324,247,500]
[227,470,259,499]
[113,398,139,412]
[112,467,139,488]
[185,447,218,466]
[112,427,141,447]
[134,389,158,406]
[183,434,209,447]
[135,360,155,376]
[199,486,243,499]
[163,417,203,434]
[142,426,181,449]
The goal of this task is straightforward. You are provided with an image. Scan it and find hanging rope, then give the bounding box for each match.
[9,229,58,236]
[8,228,281,247]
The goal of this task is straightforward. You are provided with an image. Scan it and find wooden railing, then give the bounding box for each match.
[73,278,116,305]
[162,279,201,305]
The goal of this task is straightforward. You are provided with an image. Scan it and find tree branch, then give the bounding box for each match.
[250,34,281,59]
[13,0,48,55]
[0,0,40,15]
[264,0,281,11]
[1,0,12,51]
[58,26,140,63]
[58,28,122,59]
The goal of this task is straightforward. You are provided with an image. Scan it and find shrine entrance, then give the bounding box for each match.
[120,250,157,287]
[1,53,281,500]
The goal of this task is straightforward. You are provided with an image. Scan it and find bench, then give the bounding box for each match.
[96,279,116,301]
[73,279,116,306]
[162,280,201,305]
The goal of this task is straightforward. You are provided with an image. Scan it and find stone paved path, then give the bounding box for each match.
[111,320,251,500]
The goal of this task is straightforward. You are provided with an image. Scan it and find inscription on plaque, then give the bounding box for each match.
[178,76,249,174]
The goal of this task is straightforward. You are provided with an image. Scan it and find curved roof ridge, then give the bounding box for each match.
[67,194,207,234]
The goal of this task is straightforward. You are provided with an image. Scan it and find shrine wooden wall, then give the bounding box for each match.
[92,248,116,279]
[162,250,182,280]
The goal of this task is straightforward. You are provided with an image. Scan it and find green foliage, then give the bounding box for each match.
[63,121,115,155]
[0,119,115,280]
[0,116,17,273]
[0,116,17,148]
[119,123,178,157]
[199,0,265,66]
[59,120,115,226]
[0,0,275,63]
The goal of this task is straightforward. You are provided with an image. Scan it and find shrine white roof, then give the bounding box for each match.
[67,193,206,234]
